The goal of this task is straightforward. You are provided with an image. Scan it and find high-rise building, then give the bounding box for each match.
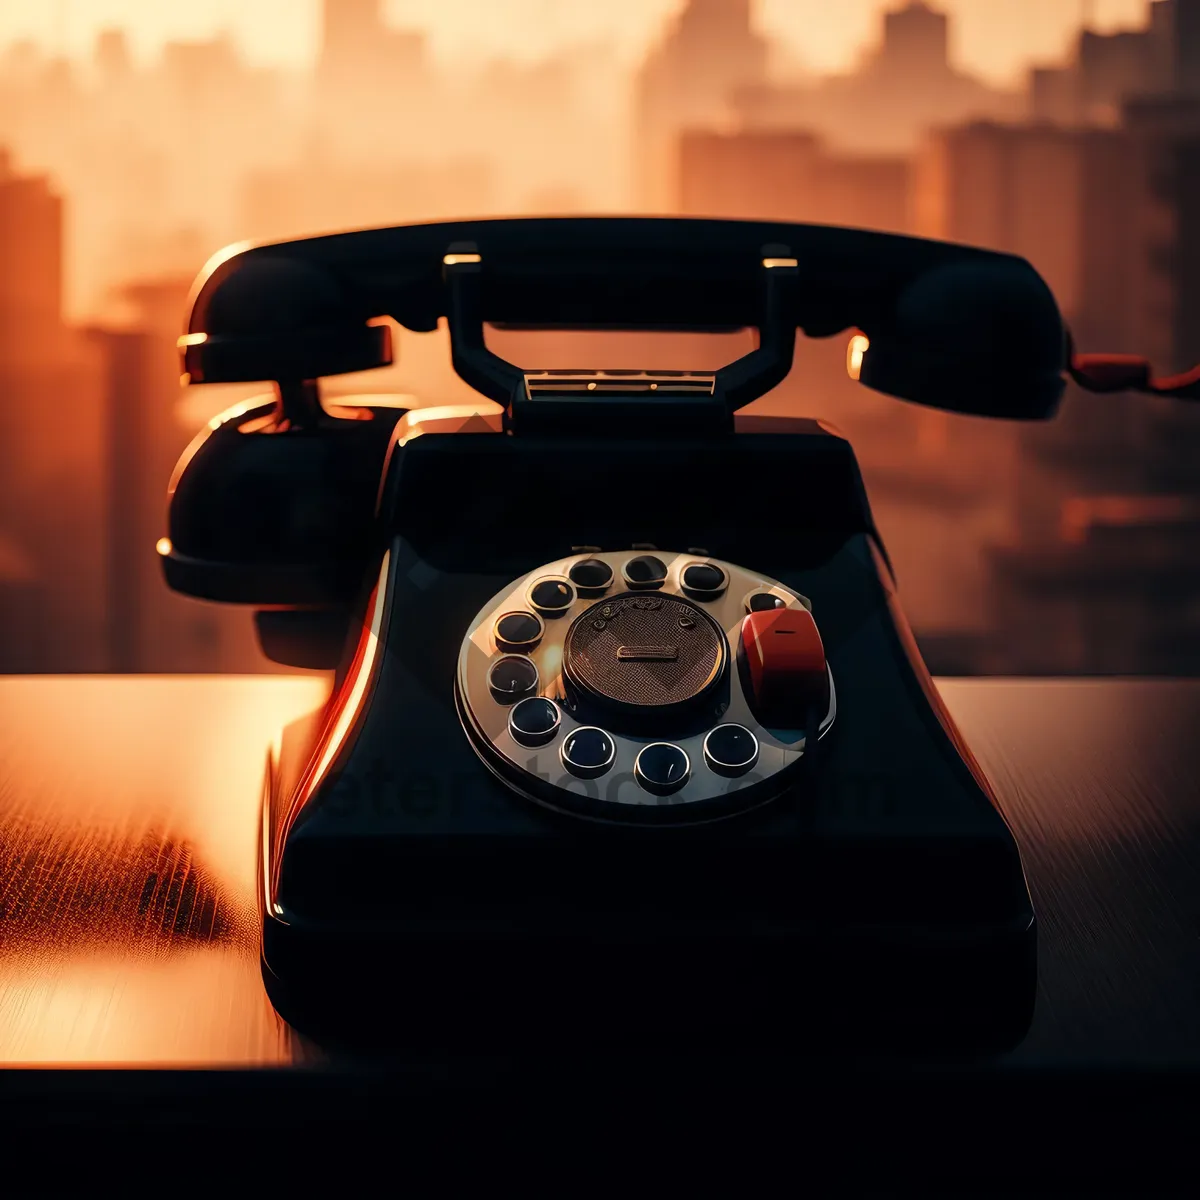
[878,2,950,79]
[1026,1,1188,126]
[1078,29,1157,122]
[0,153,109,671]
[319,0,424,86]
[316,0,428,164]
[0,150,269,674]
[633,0,768,211]
[731,2,1017,156]
[0,148,62,357]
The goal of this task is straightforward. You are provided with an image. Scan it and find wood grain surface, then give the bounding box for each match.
[0,676,1197,1067]
[0,676,328,1065]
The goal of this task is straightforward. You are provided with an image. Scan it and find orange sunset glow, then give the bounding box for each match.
[0,2,1152,80]
[1,0,1199,680]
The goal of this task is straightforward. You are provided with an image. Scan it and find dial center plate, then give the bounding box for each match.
[564,592,726,712]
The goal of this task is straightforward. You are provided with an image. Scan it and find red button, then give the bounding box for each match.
[740,608,829,728]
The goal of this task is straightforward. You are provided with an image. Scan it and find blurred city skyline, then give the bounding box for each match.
[0,0,1171,323]
[3,0,1200,679]
[0,0,1154,80]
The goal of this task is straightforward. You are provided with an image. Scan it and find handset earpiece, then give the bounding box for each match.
[163,253,402,614]
[856,258,1068,420]
[182,255,391,387]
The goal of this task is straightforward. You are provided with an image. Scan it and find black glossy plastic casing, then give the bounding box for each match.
[158,218,1061,1053]
[260,415,1036,1053]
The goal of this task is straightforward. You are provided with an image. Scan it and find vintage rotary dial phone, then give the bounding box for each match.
[162,218,1188,1051]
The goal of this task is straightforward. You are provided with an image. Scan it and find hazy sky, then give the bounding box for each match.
[0,0,1154,83]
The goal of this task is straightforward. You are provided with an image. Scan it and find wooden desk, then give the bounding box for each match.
[1,676,1198,1067]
